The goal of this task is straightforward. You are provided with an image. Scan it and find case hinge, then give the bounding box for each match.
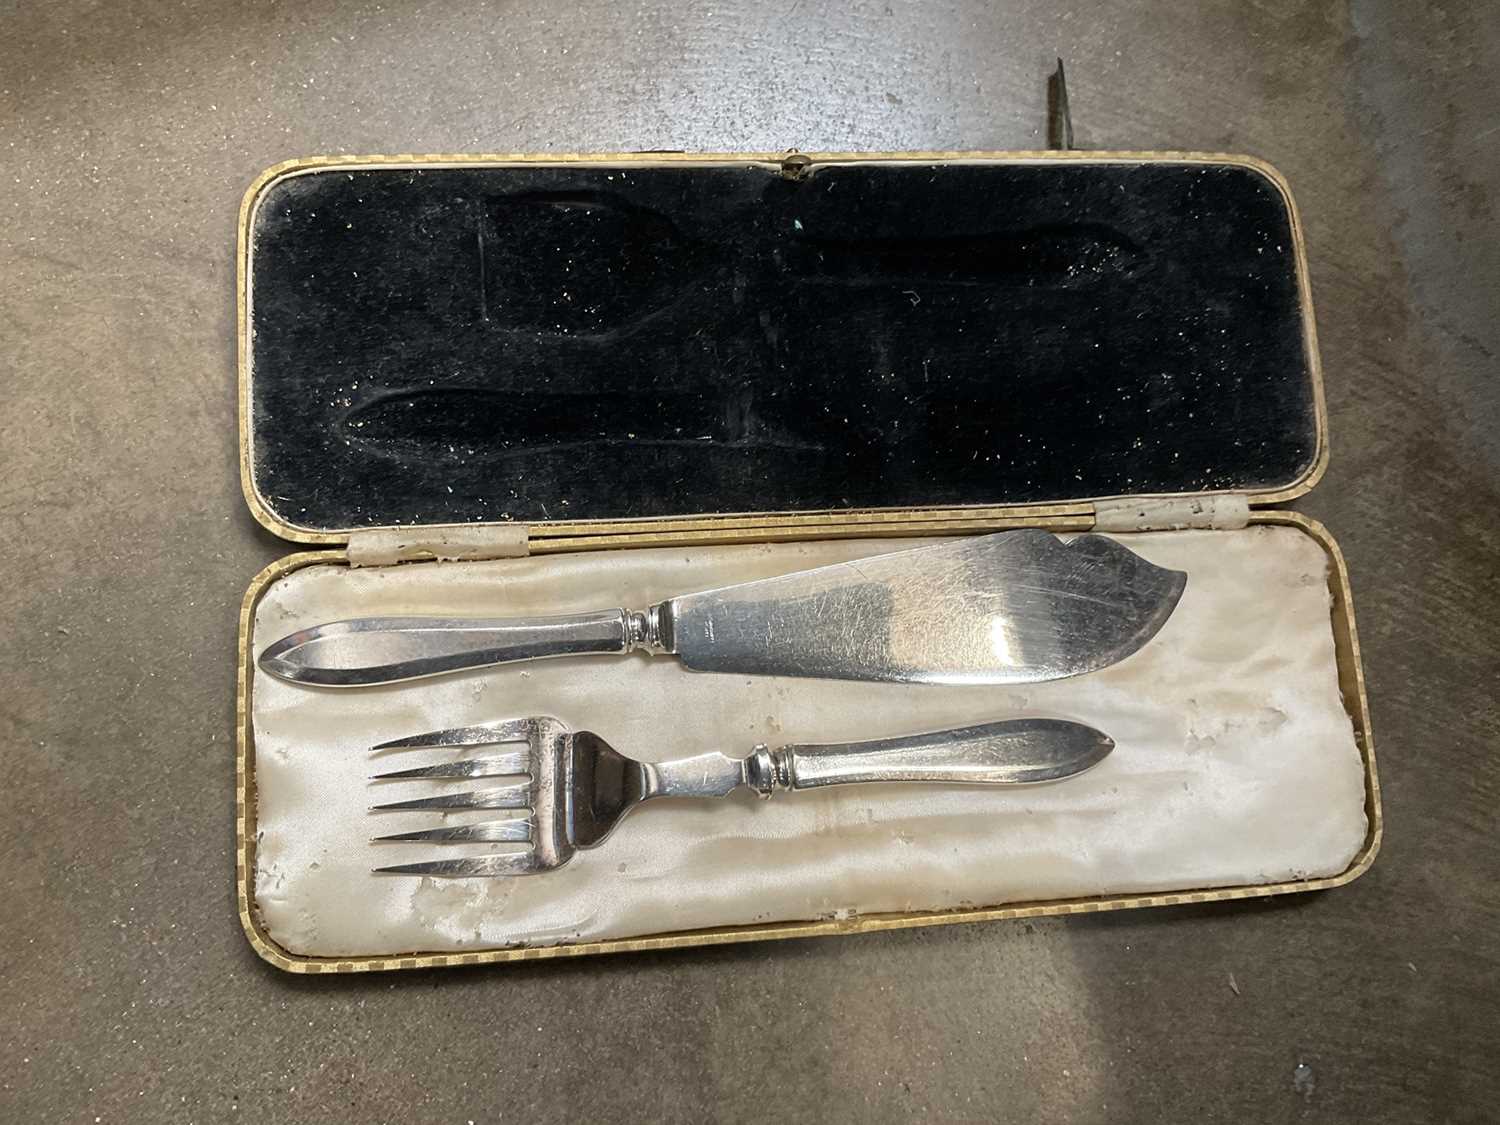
[346,524,531,567]
[1092,495,1251,532]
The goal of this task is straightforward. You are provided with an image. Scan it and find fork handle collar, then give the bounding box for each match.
[641,745,788,800]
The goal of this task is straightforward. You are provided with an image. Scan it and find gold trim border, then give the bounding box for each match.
[235,512,1379,974]
[236,149,1329,546]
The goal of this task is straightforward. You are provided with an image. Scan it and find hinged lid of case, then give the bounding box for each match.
[239,151,1325,543]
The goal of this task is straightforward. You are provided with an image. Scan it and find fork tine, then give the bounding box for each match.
[370,718,533,754]
[372,819,532,844]
[369,782,530,812]
[369,750,530,782]
[374,854,543,877]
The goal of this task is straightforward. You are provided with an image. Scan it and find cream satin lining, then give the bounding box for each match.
[250,528,1366,957]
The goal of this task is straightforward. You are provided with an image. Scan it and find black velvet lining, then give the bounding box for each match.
[247,159,1317,530]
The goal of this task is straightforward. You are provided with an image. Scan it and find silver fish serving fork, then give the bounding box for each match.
[368,714,1114,877]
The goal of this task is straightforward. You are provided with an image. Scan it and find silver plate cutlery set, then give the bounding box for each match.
[259,530,1186,877]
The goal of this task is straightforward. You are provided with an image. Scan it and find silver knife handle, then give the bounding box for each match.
[257,606,674,686]
[767,718,1114,792]
[443,609,640,662]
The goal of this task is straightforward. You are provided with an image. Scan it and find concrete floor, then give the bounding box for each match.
[2,1,1497,1121]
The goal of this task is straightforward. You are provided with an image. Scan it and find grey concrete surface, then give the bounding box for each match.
[2,1,1497,1121]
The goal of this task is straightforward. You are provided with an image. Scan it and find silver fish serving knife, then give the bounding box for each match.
[259,529,1185,688]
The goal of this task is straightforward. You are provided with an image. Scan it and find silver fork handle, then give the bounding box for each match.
[642,718,1114,800]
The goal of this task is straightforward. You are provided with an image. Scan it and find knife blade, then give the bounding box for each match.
[258,530,1186,687]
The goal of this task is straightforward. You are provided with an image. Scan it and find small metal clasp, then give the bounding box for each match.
[779,152,813,181]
